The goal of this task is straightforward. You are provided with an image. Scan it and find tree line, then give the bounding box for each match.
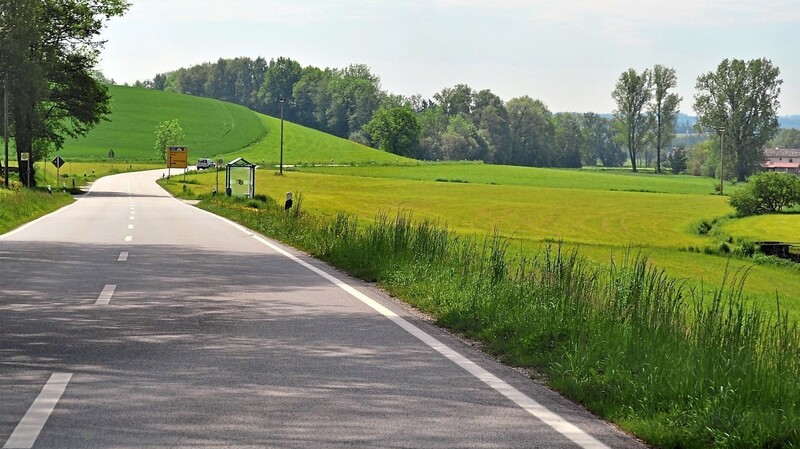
[138,57,628,168]
[141,56,783,180]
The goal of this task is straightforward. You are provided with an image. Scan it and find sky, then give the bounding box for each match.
[97,0,800,115]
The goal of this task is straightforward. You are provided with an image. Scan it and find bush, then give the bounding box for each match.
[729,172,800,216]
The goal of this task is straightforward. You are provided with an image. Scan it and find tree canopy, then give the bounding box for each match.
[0,0,129,186]
[612,68,652,172]
[694,58,782,181]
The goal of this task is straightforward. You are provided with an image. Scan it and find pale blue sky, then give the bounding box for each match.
[98,0,800,115]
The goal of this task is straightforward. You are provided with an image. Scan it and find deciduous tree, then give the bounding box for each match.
[507,96,554,167]
[612,68,652,172]
[770,128,800,149]
[650,65,681,173]
[154,120,184,161]
[694,58,782,181]
[364,105,421,157]
[1,0,129,187]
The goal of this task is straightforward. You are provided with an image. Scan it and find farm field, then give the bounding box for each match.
[175,166,800,319]
[718,213,800,242]
[301,163,736,195]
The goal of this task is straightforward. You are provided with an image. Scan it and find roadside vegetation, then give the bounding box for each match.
[0,187,73,235]
[160,189,799,448]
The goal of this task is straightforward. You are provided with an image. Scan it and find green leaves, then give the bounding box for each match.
[153,119,184,161]
[694,58,782,181]
[729,172,800,216]
[364,105,421,157]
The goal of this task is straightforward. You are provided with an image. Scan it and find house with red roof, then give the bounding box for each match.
[763,149,800,174]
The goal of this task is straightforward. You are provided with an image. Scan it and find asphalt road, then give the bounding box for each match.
[0,170,647,449]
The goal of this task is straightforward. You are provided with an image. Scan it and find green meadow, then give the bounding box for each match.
[226,115,416,167]
[174,167,800,319]
[58,85,414,166]
[60,85,268,160]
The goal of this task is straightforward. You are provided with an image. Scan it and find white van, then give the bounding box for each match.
[197,158,215,169]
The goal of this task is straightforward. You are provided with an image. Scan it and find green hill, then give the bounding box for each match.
[60,85,415,165]
[61,85,267,160]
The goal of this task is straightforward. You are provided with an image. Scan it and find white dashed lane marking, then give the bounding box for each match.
[95,285,116,305]
[3,373,73,449]
[118,252,129,262]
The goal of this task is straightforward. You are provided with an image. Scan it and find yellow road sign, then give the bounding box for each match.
[167,146,188,168]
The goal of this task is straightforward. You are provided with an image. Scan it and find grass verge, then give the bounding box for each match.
[192,192,799,449]
[0,188,74,235]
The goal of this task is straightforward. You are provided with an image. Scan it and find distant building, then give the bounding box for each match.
[763,149,800,174]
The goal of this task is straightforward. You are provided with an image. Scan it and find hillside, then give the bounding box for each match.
[59,86,412,165]
[60,85,268,160]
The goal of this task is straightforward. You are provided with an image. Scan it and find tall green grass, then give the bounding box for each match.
[198,194,799,448]
[0,188,74,234]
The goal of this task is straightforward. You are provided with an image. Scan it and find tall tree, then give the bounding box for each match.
[694,58,782,181]
[1,0,129,186]
[612,68,652,172]
[364,105,421,157]
[649,65,681,173]
[584,113,625,167]
[553,113,587,168]
[258,57,302,118]
[435,84,473,116]
[769,128,800,149]
[471,89,510,164]
[507,96,555,167]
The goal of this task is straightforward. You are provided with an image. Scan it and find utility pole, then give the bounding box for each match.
[279,97,285,175]
[717,127,725,195]
[4,76,8,189]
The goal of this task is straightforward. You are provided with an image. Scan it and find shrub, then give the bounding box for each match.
[729,172,800,216]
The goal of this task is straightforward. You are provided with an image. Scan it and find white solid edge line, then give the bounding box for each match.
[3,373,73,449]
[95,284,116,305]
[188,203,610,449]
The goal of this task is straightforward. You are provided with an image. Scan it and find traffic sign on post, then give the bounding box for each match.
[167,146,188,169]
[52,156,65,169]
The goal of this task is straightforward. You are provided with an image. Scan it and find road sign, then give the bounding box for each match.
[20,152,29,161]
[167,146,188,169]
[108,149,115,159]
[52,156,65,168]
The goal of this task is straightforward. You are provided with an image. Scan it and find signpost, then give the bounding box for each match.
[215,158,223,195]
[52,156,65,188]
[167,145,188,179]
[20,152,29,188]
[108,149,115,171]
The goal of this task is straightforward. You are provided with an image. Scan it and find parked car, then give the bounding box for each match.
[197,158,215,169]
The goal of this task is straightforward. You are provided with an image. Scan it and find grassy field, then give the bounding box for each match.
[225,115,417,167]
[169,166,800,320]
[302,163,734,195]
[718,213,800,242]
[55,85,414,166]
[59,85,268,161]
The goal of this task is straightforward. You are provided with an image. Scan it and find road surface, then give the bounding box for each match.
[0,170,646,448]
